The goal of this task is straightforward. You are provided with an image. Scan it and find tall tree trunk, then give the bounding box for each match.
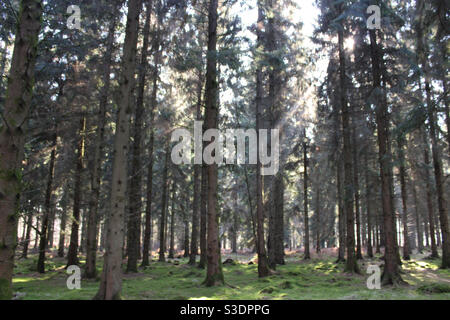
[95,0,142,300]
[315,180,321,254]
[198,161,208,269]
[397,133,411,260]
[254,0,271,278]
[189,75,203,265]
[203,0,224,287]
[85,16,117,279]
[303,132,310,260]
[58,206,67,258]
[37,129,57,273]
[369,29,403,284]
[338,20,358,273]
[141,23,161,267]
[421,129,439,257]
[67,114,86,267]
[127,0,153,273]
[158,142,170,262]
[183,196,190,258]
[0,0,43,300]
[352,127,363,260]
[168,183,176,259]
[22,210,32,259]
[364,153,373,258]
[411,176,423,253]
[416,0,450,268]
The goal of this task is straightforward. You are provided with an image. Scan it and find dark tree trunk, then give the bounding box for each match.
[95,0,142,300]
[198,163,207,269]
[168,183,176,259]
[37,129,57,273]
[338,22,358,273]
[85,16,117,279]
[369,29,403,284]
[159,143,170,262]
[189,75,203,265]
[352,127,363,260]
[0,0,43,300]
[67,115,86,267]
[58,207,67,258]
[416,0,450,268]
[254,0,271,278]
[421,129,439,258]
[397,134,411,260]
[203,0,224,287]
[141,23,161,267]
[303,132,310,260]
[126,0,153,273]
[22,211,33,259]
[364,154,373,258]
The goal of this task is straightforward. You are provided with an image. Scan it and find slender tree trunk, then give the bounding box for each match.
[158,143,170,262]
[85,16,117,279]
[198,161,207,269]
[352,127,363,260]
[397,134,411,260]
[338,22,358,273]
[58,207,67,258]
[303,133,310,260]
[67,114,86,267]
[0,0,43,299]
[189,75,203,265]
[141,24,161,267]
[416,0,450,268]
[369,29,403,284]
[22,211,33,259]
[95,0,142,300]
[203,0,224,287]
[37,129,57,273]
[364,153,373,258]
[168,183,176,259]
[127,0,153,273]
[421,129,439,258]
[254,0,271,278]
[336,157,346,262]
[315,180,321,254]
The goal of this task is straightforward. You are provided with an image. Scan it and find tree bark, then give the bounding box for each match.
[0,0,43,300]
[67,114,86,267]
[303,132,310,260]
[168,183,176,259]
[158,142,170,262]
[85,16,117,279]
[351,127,363,260]
[141,22,161,267]
[254,0,271,278]
[338,21,358,273]
[364,153,373,258]
[37,128,57,273]
[127,0,153,273]
[397,133,411,260]
[189,74,203,265]
[416,0,450,268]
[94,0,142,300]
[203,0,224,287]
[369,29,403,284]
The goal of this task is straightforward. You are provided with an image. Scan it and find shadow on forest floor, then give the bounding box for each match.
[11,250,450,300]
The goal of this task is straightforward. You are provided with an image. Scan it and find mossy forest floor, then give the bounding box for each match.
[12,250,450,300]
